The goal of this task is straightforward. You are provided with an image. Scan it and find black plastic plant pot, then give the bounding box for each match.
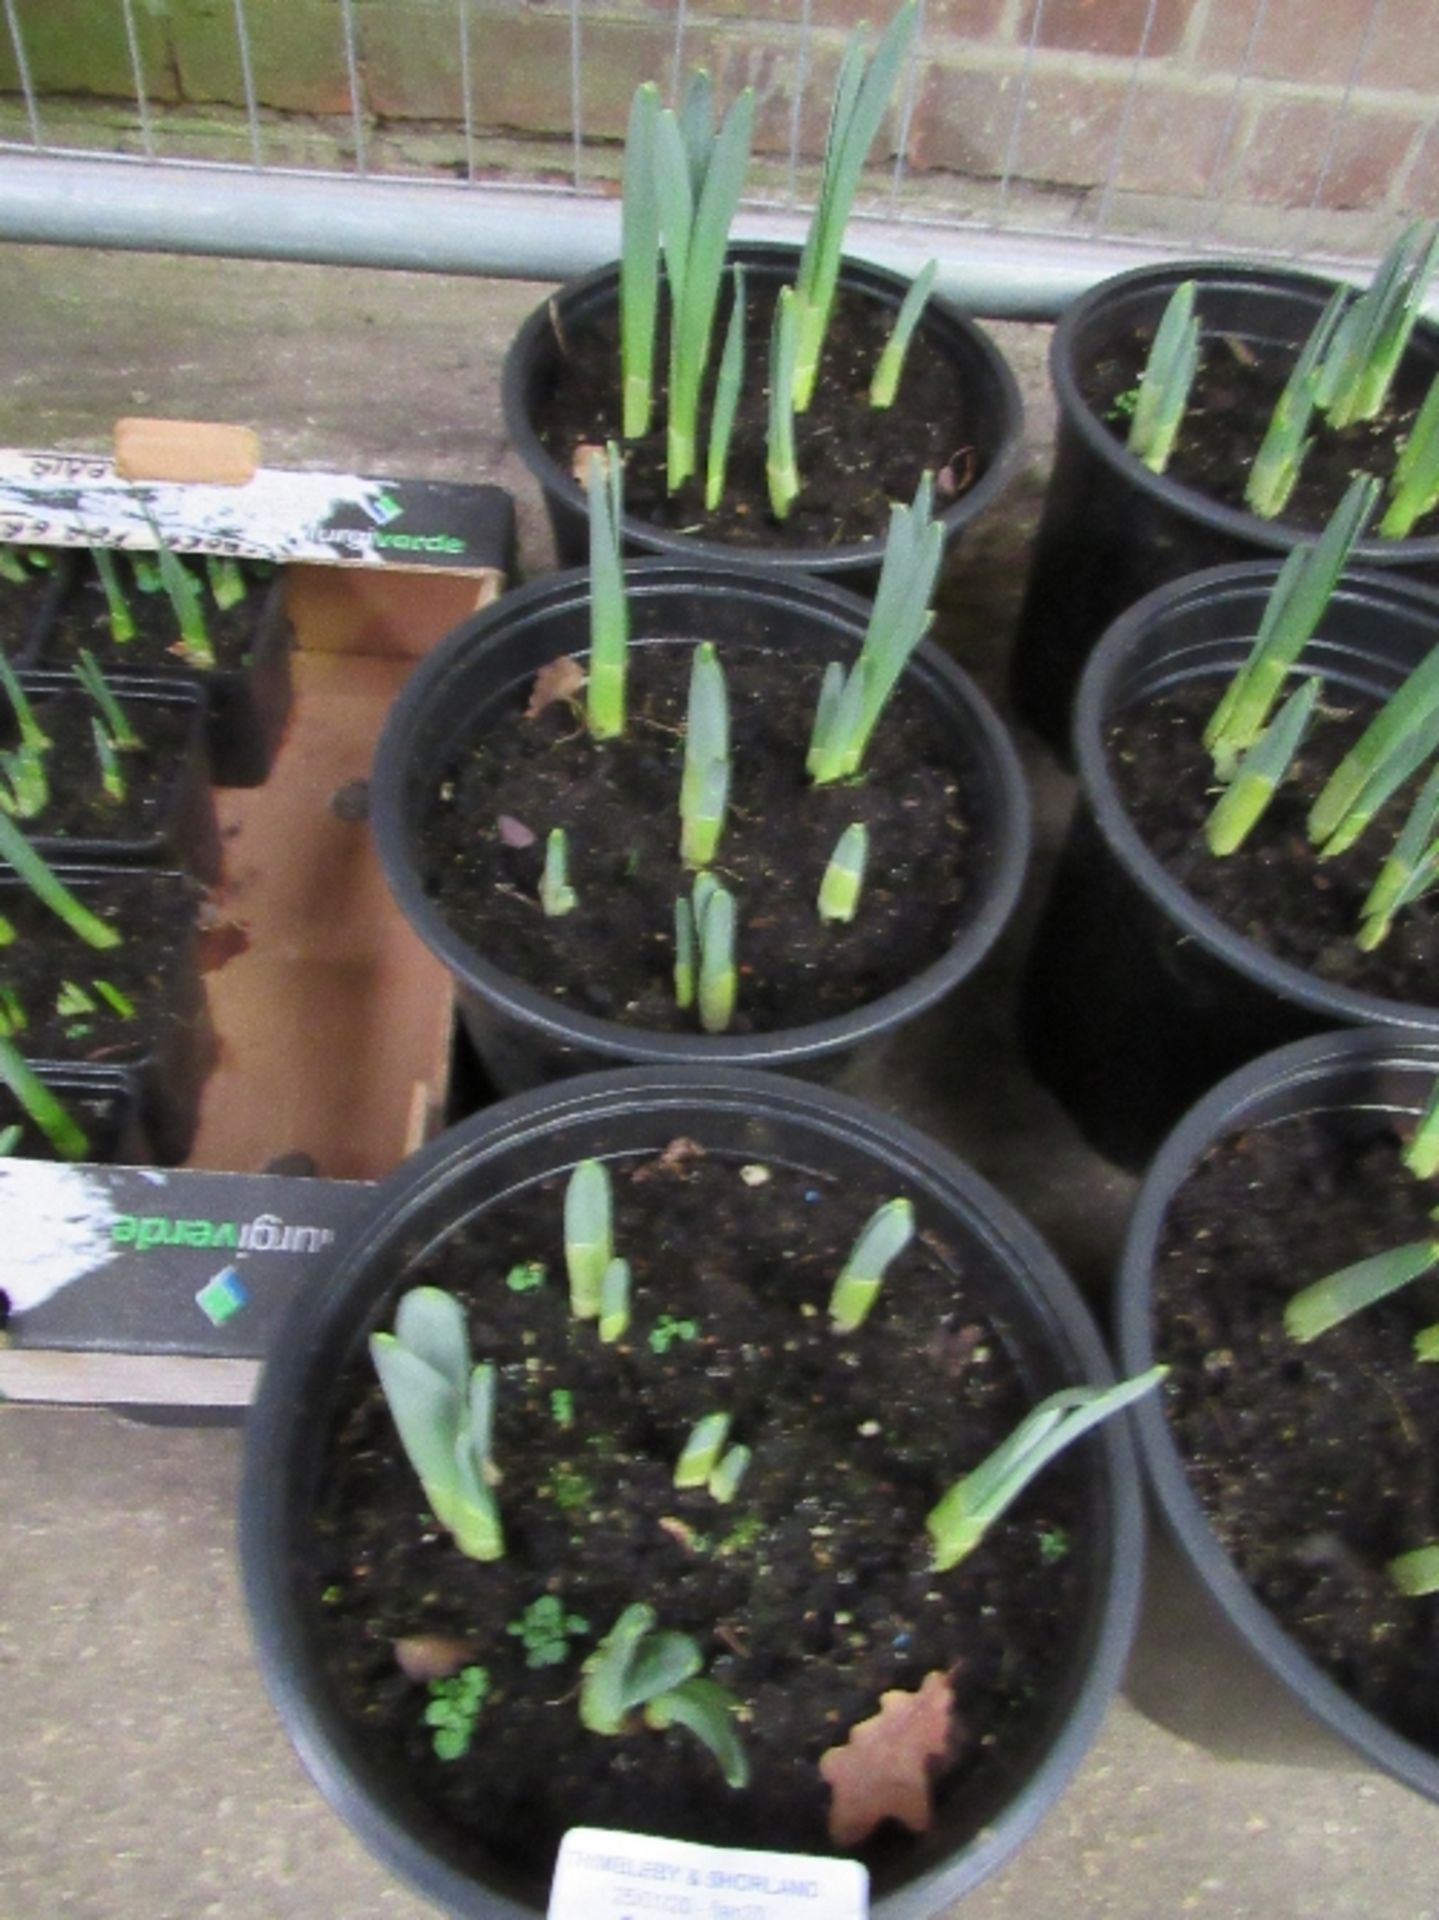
[239,1066,1144,1919]
[369,560,1030,1093]
[0,1061,150,1166]
[1116,1026,1439,1790]
[199,572,295,787]
[12,670,221,882]
[38,567,295,788]
[0,865,215,1165]
[1011,262,1439,750]
[501,241,1023,594]
[1020,562,1439,1170]
[0,549,77,665]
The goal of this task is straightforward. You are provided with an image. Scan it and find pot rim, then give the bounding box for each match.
[241,1064,1146,1919]
[1072,558,1439,1036]
[370,557,1032,1071]
[1115,1024,1439,1801]
[1050,258,1439,565]
[500,239,1025,578]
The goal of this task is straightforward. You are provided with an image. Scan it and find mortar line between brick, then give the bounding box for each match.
[1092,0,1164,235]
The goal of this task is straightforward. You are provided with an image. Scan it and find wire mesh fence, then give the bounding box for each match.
[0,0,1435,281]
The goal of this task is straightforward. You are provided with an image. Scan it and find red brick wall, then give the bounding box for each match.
[1,0,1433,235]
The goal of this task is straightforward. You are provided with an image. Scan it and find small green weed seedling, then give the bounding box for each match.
[580,1602,749,1787]
[926,1367,1167,1571]
[649,1312,699,1355]
[370,1287,505,1561]
[509,1593,591,1669]
[425,1664,490,1761]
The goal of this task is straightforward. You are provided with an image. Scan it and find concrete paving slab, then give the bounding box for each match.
[0,244,1435,1920]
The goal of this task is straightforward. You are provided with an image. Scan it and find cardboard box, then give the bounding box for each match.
[0,454,516,1410]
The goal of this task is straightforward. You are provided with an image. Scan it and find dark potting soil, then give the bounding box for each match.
[0,1081,127,1162]
[0,687,195,847]
[0,568,62,661]
[0,869,203,1068]
[1152,1108,1439,1751]
[43,560,270,677]
[419,643,982,1035]
[311,1145,1093,1884]
[1109,677,1439,1005]
[1082,326,1439,540]
[533,279,984,550]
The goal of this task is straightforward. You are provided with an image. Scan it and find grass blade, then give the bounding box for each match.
[1389,1543,1439,1596]
[926,1368,1166,1571]
[705,265,746,512]
[828,1196,914,1332]
[696,880,736,1034]
[539,827,577,916]
[766,284,802,519]
[1380,371,1439,540]
[666,87,754,491]
[1205,474,1378,772]
[586,445,628,740]
[869,259,936,409]
[620,83,662,440]
[1127,279,1200,474]
[1285,1237,1439,1342]
[0,814,121,949]
[792,1,919,411]
[1204,675,1320,855]
[1309,641,1439,849]
[565,1158,613,1320]
[0,1033,89,1159]
[817,821,869,923]
[1245,285,1346,519]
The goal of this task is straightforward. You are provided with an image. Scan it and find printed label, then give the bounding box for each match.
[548,1829,868,1920]
[0,448,502,571]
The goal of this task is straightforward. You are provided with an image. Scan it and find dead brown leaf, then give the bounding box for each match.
[570,440,610,485]
[524,654,586,721]
[818,1669,961,1846]
[631,1136,707,1182]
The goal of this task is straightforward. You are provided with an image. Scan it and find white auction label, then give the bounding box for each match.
[548,1828,868,1920]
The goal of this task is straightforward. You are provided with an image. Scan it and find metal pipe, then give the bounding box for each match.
[0,151,1383,320]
